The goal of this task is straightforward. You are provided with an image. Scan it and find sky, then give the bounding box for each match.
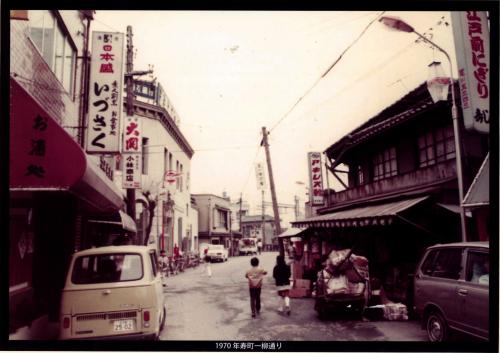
[92,10,458,225]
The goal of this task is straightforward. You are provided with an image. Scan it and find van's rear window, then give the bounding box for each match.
[71,253,143,284]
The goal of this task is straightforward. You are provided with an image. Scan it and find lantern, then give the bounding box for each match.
[427,61,450,103]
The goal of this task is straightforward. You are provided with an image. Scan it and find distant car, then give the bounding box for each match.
[59,245,166,340]
[238,238,258,256]
[206,244,228,262]
[414,241,489,342]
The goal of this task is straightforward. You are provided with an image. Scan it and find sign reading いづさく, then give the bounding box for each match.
[86,31,124,153]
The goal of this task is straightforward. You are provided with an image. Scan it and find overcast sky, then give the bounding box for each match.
[92,10,458,224]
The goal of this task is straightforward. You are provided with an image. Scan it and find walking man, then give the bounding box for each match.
[245,257,267,318]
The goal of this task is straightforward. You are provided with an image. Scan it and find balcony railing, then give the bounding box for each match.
[327,159,457,206]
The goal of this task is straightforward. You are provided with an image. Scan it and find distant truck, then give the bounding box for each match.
[238,238,258,256]
[206,244,228,262]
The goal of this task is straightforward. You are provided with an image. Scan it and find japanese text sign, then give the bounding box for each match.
[451,11,490,134]
[10,78,85,189]
[123,117,142,153]
[308,152,324,205]
[86,31,124,152]
[122,153,142,189]
[255,162,267,190]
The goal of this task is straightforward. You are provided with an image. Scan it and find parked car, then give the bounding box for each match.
[206,244,228,262]
[59,245,166,340]
[238,238,258,256]
[414,241,489,342]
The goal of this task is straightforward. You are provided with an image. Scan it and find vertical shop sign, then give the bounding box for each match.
[255,162,267,190]
[451,11,490,134]
[308,152,324,205]
[122,153,142,188]
[123,117,142,153]
[87,31,124,152]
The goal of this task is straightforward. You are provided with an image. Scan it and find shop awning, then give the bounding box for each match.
[88,210,137,233]
[292,196,428,228]
[278,228,307,238]
[9,78,124,212]
[463,153,489,208]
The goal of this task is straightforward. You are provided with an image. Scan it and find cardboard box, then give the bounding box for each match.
[294,279,311,289]
[288,288,311,298]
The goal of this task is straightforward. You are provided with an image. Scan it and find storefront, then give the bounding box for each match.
[9,78,128,332]
[290,196,462,304]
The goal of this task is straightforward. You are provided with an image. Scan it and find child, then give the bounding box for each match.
[245,257,267,318]
[273,255,291,315]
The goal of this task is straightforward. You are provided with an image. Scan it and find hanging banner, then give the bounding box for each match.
[122,153,142,189]
[451,11,490,134]
[123,116,142,153]
[86,31,124,152]
[255,162,267,190]
[308,152,324,206]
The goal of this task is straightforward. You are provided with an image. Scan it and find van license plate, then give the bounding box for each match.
[113,319,134,332]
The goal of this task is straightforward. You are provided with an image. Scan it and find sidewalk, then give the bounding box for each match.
[9,315,59,340]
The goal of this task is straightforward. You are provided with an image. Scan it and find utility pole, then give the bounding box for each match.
[261,127,283,257]
[125,26,136,222]
[294,195,299,220]
[239,193,243,234]
[261,189,265,246]
[124,26,153,234]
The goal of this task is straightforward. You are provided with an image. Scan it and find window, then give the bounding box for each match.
[216,209,228,229]
[71,253,144,284]
[422,248,462,280]
[149,251,158,277]
[28,10,76,95]
[176,161,180,190]
[372,147,397,181]
[142,137,149,175]
[418,125,455,167]
[357,165,365,185]
[163,148,168,177]
[180,164,183,192]
[466,251,489,285]
[168,152,173,171]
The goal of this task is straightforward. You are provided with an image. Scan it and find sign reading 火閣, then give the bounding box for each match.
[123,117,142,153]
[86,31,124,152]
[308,152,324,206]
[451,11,490,134]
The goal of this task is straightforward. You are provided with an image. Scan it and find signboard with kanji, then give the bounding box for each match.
[308,152,324,206]
[86,31,124,152]
[123,117,142,153]
[451,11,490,134]
[122,153,142,189]
[255,162,267,190]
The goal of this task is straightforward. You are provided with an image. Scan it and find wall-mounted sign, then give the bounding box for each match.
[99,155,114,181]
[164,170,181,185]
[122,153,141,189]
[255,162,267,190]
[451,11,490,134]
[308,152,324,206]
[123,116,142,153]
[86,31,124,152]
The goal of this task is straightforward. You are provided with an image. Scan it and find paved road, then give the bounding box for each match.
[160,251,427,341]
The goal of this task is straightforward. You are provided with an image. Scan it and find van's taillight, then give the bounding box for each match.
[63,317,70,329]
[143,310,150,322]
[143,310,150,328]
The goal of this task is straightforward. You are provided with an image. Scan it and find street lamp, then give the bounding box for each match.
[379,15,468,242]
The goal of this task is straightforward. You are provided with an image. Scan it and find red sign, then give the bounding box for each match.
[10,79,86,188]
[164,170,181,184]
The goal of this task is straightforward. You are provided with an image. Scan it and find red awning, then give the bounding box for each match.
[10,78,124,212]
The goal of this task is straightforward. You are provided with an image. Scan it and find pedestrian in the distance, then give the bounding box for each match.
[273,255,291,315]
[245,257,267,318]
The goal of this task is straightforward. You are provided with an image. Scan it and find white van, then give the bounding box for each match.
[59,245,166,340]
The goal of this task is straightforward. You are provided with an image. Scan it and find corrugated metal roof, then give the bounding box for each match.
[463,153,489,207]
[292,196,428,227]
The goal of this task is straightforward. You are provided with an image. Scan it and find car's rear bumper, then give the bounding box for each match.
[61,331,157,340]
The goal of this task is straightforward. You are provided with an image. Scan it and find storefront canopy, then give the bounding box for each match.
[292,196,428,229]
[277,228,308,238]
[9,78,124,212]
[463,153,489,208]
[88,210,137,233]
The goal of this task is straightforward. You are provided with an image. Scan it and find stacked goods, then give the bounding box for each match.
[383,303,409,321]
[318,249,369,296]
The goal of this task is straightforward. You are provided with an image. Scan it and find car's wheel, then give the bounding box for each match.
[159,306,166,331]
[426,311,448,342]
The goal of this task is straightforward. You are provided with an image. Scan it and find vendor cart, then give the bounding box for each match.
[314,248,370,319]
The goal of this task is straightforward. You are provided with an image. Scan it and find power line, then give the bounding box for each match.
[268,11,385,133]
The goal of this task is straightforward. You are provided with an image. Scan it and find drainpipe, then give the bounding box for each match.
[78,13,92,147]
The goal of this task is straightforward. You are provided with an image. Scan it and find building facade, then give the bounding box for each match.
[9,10,131,336]
[240,215,276,251]
[291,82,489,304]
[192,194,236,252]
